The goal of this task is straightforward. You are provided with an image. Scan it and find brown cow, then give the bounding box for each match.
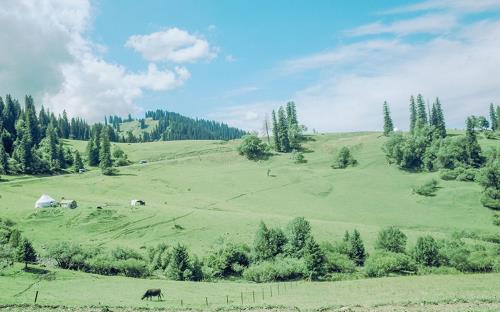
[141,288,163,301]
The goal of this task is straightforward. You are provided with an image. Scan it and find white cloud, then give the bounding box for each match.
[383,0,500,14]
[225,54,237,63]
[0,1,196,122]
[346,14,458,36]
[125,28,217,63]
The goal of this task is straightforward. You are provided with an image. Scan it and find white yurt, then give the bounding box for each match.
[35,194,57,208]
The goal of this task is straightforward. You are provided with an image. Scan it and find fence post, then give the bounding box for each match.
[270,285,273,297]
[205,297,208,307]
[34,291,39,303]
[226,295,229,305]
[240,292,243,305]
[277,284,280,295]
[262,288,265,300]
[252,291,255,303]
[181,299,183,307]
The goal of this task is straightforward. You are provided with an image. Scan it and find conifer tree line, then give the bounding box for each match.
[105,110,247,143]
[0,95,90,175]
[272,101,302,152]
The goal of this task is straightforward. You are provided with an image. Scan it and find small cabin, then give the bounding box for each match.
[60,199,78,209]
[35,194,57,208]
[130,199,146,206]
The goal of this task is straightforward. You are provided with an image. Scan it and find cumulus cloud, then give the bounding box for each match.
[0,1,196,122]
[125,28,217,63]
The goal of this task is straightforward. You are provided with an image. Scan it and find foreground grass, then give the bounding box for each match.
[0,264,499,310]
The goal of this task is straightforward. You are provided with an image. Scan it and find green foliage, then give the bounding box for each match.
[112,145,131,166]
[253,222,287,261]
[383,101,394,136]
[413,178,439,196]
[99,127,113,174]
[332,146,358,169]
[375,226,407,253]
[165,243,196,281]
[73,150,84,172]
[205,242,250,278]
[476,149,500,209]
[365,251,417,277]
[291,150,306,163]
[412,235,440,267]
[347,230,366,266]
[237,135,269,160]
[17,238,37,269]
[242,257,306,282]
[285,217,312,258]
[271,102,302,153]
[324,252,356,273]
[493,213,500,226]
[304,237,327,280]
[409,96,417,134]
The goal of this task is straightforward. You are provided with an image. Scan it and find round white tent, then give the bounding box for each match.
[35,194,57,208]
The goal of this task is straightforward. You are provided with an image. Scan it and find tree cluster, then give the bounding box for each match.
[272,102,302,153]
[86,124,129,175]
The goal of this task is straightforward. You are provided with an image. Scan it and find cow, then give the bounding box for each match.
[141,288,163,301]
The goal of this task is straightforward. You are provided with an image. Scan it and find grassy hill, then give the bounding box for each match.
[0,132,499,310]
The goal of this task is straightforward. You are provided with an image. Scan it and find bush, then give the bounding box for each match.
[413,179,439,196]
[325,252,356,273]
[332,146,358,169]
[375,226,407,253]
[437,239,497,272]
[291,150,307,164]
[365,251,417,277]
[242,257,305,282]
[237,135,269,160]
[205,243,250,278]
[412,235,440,267]
[493,213,500,226]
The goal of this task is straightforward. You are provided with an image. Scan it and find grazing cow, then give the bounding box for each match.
[141,288,163,301]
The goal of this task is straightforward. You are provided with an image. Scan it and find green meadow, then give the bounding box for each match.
[1,132,499,310]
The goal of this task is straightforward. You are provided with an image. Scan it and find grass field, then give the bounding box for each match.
[0,132,499,310]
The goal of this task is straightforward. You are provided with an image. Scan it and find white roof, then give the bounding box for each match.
[35,194,56,206]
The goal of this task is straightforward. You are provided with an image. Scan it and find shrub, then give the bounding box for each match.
[205,243,250,278]
[412,235,440,267]
[413,179,439,196]
[242,257,305,282]
[285,217,312,258]
[332,146,358,169]
[237,135,269,160]
[291,150,307,164]
[365,251,417,277]
[48,242,94,270]
[493,213,500,226]
[375,226,407,253]
[147,243,171,271]
[253,222,287,261]
[325,252,356,273]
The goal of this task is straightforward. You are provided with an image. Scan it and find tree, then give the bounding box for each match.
[409,96,417,134]
[277,107,290,152]
[383,101,394,136]
[86,137,99,166]
[375,226,407,253]
[489,103,497,131]
[304,237,326,280]
[434,98,446,137]
[286,102,301,149]
[253,222,286,261]
[285,217,311,257]
[0,143,8,174]
[165,244,191,281]
[465,117,484,168]
[13,119,34,173]
[412,235,440,267]
[17,238,37,269]
[237,135,269,160]
[262,114,271,145]
[415,94,428,131]
[348,229,366,266]
[476,149,500,209]
[73,150,84,172]
[99,127,113,175]
[332,146,358,169]
[272,110,280,152]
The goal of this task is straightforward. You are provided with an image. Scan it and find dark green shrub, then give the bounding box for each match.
[412,235,440,267]
[493,213,500,226]
[205,243,250,278]
[237,135,269,160]
[325,252,356,273]
[332,146,358,169]
[365,251,417,277]
[242,257,305,282]
[253,222,287,261]
[375,226,407,253]
[413,179,439,196]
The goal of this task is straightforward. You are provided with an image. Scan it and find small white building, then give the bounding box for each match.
[35,194,57,208]
[130,199,146,206]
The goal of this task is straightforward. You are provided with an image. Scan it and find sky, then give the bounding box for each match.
[1,0,500,132]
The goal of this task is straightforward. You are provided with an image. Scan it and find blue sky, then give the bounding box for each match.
[1,0,500,132]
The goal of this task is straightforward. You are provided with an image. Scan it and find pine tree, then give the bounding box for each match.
[23,96,40,146]
[490,103,498,131]
[348,229,366,266]
[415,94,427,131]
[99,127,113,175]
[165,243,191,281]
[277,106,290,152]
[13,119,34,173]
[0,142,8,174]
[497,106,500,132]
[434,98,446,137]
[383,101,394,136]
[17,238,37,270]
[465,117,484,167]
[304,237,326,280]
[409,96,417,134]
[73,150,84,172]
[86,138,99,167]
[43,123,60,170]
[285,217,311,257]
[271,110,280,152]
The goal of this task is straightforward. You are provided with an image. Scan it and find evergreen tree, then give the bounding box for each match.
[86,138,99,166]
[41,123,61,171]
[8,228,21,248]
[465,117,484,167]
[0,143,8,174]
[17,238,37,270]
[73,150,84,172]
[13,119,34,173]
[434,98,446,137]
[383,101,394,136]
[277,107,290,152]
[304,237,326,280]
[496,106,500,133]
[271,110,280,151]
[409,96,417,134]
[285,217,311,257]
[415,94,427,131]
[165,244,191,281]
[99,127,113,175]
[490,103,498,131]
[348,229,366,266]
[23,95,40,146]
